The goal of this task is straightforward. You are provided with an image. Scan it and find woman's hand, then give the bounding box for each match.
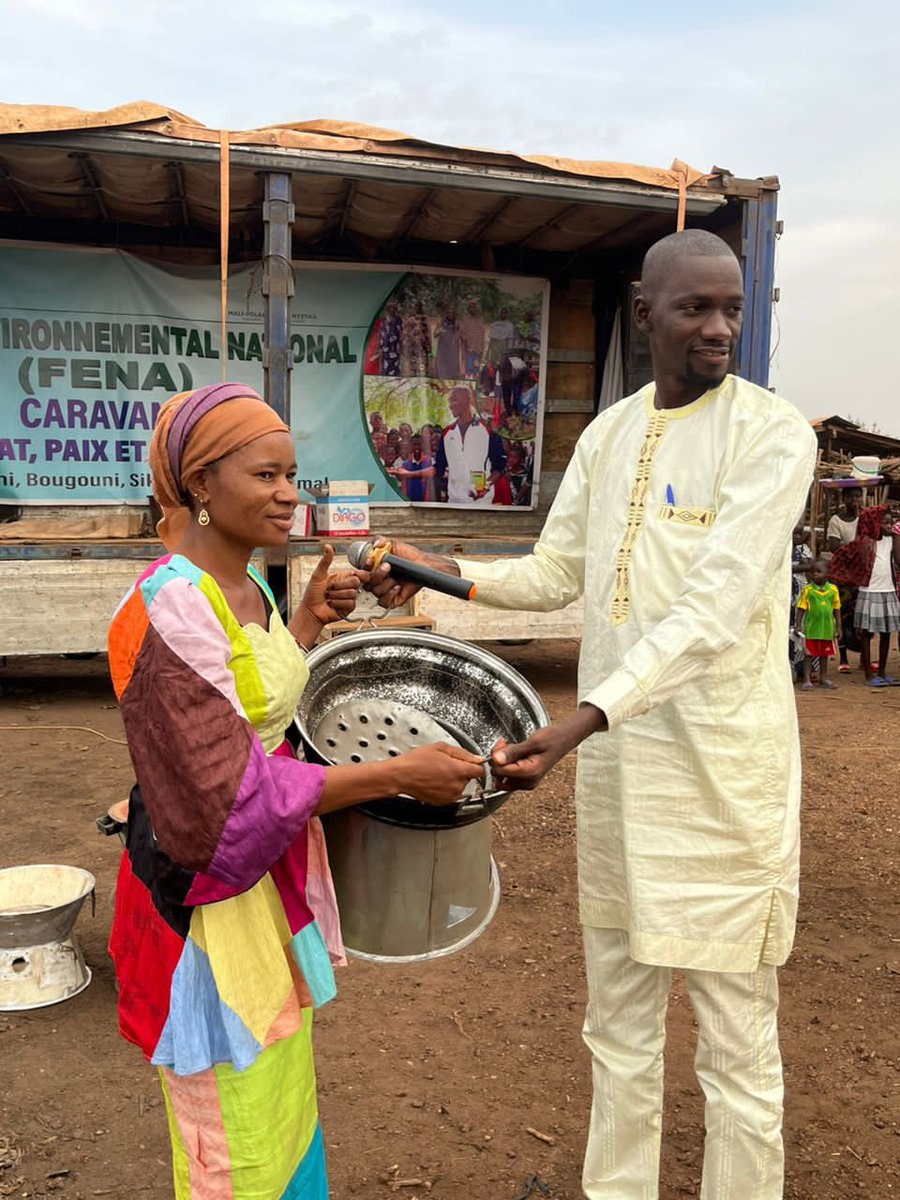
[323,566,363,621]
[289,544,363,648]
[302,543,362,625]
[396,742,486,806]
[316,741,485,814]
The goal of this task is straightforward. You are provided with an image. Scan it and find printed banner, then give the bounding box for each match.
[0,246,548,508]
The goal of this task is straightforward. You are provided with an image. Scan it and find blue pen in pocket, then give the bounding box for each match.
[665,483,675,506]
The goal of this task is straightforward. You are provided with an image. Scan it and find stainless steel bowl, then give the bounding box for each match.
[294,629,549,828]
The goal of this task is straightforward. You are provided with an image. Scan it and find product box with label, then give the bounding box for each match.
[306,481,373,538]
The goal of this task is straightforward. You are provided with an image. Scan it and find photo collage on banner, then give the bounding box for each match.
[362,271,547,508]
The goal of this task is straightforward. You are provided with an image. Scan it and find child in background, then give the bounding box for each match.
[791,523,814,605]
[795,559,841,690]
[790,523,815,680]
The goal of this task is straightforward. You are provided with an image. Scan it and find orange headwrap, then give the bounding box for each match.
[149,383,290,550]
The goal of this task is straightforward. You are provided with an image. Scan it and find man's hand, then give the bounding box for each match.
[365,538,461,610]
[491,704,607,791]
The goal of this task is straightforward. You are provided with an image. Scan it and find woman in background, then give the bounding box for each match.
[830,504,900,687]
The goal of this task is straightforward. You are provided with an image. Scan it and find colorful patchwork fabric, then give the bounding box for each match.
[160,1018,328,1199]
[107,554,334,1077]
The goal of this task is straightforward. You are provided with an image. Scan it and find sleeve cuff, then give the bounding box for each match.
[583,669,653,731]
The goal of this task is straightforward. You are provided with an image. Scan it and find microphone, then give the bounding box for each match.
[347,539,477,602]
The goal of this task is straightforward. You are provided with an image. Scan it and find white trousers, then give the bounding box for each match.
[581,927,784,1200]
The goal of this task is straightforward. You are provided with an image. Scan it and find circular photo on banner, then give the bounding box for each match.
[362,272,544,507]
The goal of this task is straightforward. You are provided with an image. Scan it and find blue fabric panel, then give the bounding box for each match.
[289,923,337,1008]
[152,937,262,1075]
[139,554,203,608]
[281,1125,329,1200]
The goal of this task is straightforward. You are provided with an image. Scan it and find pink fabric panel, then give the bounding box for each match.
[271,742,345,964]
[269,828,313,936]
[161,1066,235,1200]
[147,577,245,715]
[306,817,346,967]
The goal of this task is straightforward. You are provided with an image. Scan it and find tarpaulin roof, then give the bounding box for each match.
[0,102,711,190]
[0,102,760,254]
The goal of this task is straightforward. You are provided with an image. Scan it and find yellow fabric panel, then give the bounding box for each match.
[196,573,269,732]
[190,874,294,1044]
[242,610,309,754]
[213,1016,318,1200]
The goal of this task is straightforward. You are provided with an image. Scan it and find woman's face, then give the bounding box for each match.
[194,430,298,548]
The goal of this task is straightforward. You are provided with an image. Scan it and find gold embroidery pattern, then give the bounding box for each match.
[610,412,668,625]
[655,504,716,528]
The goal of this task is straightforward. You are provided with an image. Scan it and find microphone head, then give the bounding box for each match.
[346,539,375,570]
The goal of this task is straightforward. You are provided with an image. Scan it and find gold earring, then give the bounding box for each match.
[193,496,210,526]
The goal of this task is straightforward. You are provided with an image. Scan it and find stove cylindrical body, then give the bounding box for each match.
[321,807,498,961]
[295,630,548,962]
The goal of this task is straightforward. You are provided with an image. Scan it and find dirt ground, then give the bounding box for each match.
[1,640,898,1200]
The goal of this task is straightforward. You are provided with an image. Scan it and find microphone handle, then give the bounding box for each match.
[382,553,476,602]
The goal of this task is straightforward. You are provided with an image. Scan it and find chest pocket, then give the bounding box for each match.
[654,503,717,529]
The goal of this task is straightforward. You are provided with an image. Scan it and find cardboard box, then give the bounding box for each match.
[288,503,312,538]
[306,480,372,538]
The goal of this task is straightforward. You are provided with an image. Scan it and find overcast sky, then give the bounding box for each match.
[4,0,899,434]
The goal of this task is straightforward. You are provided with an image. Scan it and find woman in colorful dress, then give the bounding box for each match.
[107,383,484,1199]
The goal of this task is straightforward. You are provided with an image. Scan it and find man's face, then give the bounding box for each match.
[635,256,745,392]
[449,391,469,420]
[467,301,478,315]
[845,489,862,514]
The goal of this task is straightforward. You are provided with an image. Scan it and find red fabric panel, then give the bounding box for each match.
[109,852,185,1060]
[269,828,314,937]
